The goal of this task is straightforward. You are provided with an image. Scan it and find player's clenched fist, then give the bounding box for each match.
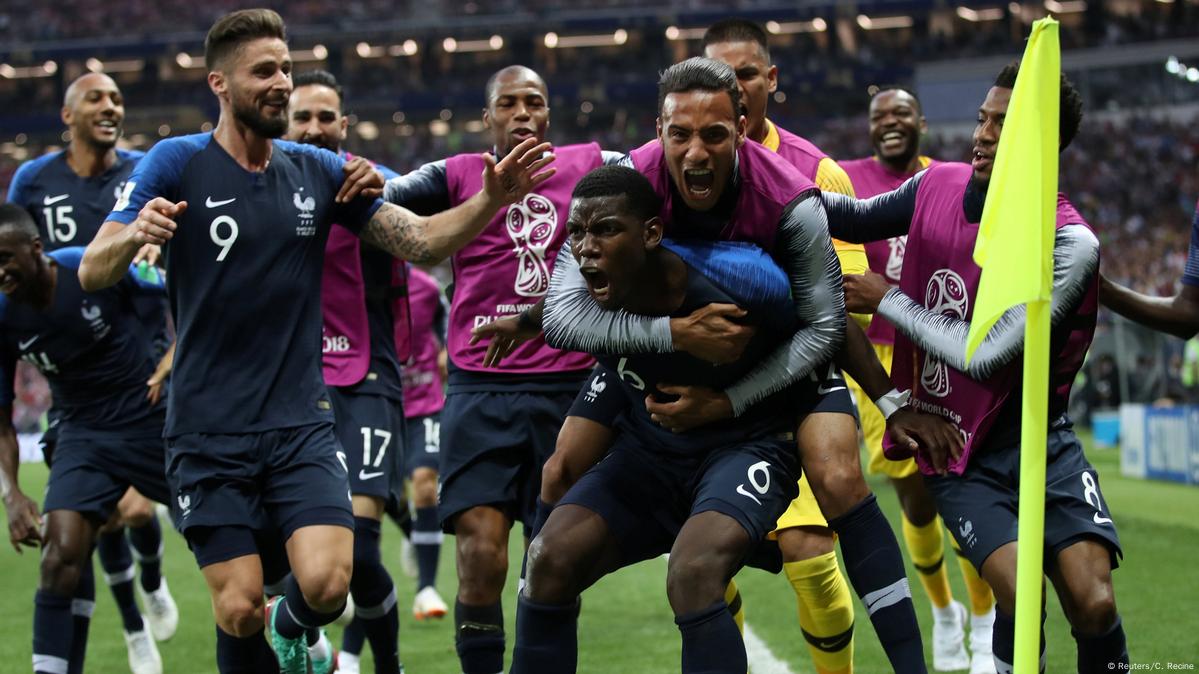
[129,197,186,246]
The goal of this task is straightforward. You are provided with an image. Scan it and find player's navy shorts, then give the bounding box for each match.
[165,422,354,563]
[329,387,405,502]
[926,422,1122,573]
[403,412,441,475]
[559,433,799,569]
[439,390,576,533]
[43,425,171,523]
[567,362,856,429]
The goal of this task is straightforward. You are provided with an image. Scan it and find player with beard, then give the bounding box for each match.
[7,72,178,674]
[382,65,623,674]
[827,63,1127,673]
[285,69,406,674]
[1098,202,1199,337]
[0,204,172,674]
[840,87,997,673]
[78,10,556,674]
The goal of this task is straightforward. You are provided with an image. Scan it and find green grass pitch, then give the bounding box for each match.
[1,435,1196,672]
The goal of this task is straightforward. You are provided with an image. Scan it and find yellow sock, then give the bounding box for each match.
[950,536,995,616]
[785,551,854,674]
[901,514,953,609]
[724,579,744,634]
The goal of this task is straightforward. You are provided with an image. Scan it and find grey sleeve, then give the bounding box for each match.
[878,223,1100,379]
[724,194,847,415]
[821,170,925,243]
[601,151,632,167]
[542,241,674,355]
[383,160,451,214]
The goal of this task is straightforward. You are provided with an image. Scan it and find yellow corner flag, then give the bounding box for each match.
[964,17,1060,673]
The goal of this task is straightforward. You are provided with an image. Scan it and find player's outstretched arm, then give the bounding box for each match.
[0,407,40,553]
[873,224,1099,380]
[359,138,555,265]
[1099,275,1199,340]
[80,198,186,291]
[723,194,847,416]
[821,171,924,243]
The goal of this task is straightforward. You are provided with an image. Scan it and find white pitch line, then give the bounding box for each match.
[744,623,799,674]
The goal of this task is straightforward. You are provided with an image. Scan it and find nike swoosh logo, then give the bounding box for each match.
[735,484,762,506]
[1093,513,1113,525]
[205,196,236,208]
[17,336,38,350]
[818,383,847,395]
[43,194,69,205]
[359,469,385,480]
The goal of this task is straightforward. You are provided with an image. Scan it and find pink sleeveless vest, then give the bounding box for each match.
[628,139,816,252]
[443,143,601,373]
[772,124,825,181]
[401,266,446,417]
[885,162,1098,475]
[321,154,407,386]
[840,157,942,346]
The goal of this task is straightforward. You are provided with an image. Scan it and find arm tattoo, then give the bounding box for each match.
[360,204,435,265]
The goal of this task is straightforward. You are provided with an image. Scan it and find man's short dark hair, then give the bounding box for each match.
[702,18,771,64]
[293,70,344,107]
[657,57,742,118]
[205,8,286,71]
[571,166,662,223]
[870,85,923,115]
[0,204,39,240]
[994,60,1084,151]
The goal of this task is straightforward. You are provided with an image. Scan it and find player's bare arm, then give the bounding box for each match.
[1099,273,1199,339]
[0,407,40,553]
[359,137,556,265]
[79,197,186,291]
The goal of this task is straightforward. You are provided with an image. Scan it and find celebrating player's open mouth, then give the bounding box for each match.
[682,167,715,199]
[971,145,993,174]
[578,264,611,304]
[877,130,907,153]
[510,125,536,143]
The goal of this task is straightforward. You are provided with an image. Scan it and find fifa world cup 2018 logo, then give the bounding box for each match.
[507,193,558,297]
[921,269,969,398]
[885,235,907,282]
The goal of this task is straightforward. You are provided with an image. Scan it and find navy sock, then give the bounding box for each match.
[455,599,505,674]
[992,607,1046,674]
[128,517,164,593]
[98,530,144,633]
[274,574,345,641]
[511,594,579,674]
[827,493,926,674]
[413,506,443,591]
[1074,614,1127,673]
[675,600,746,674]
[340,617,366,657]
[33,591,73,674]
[216,625,280,674]
[351,517,401,674]
[67,560,95,674]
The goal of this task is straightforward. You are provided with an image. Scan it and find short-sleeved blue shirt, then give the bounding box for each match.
[0,248,165,433]
[7,148,144,248]
[106,133,382,436]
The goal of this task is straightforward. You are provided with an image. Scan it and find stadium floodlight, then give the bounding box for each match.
[0,64,14,78]
[443,36,505,53]
[312,44,328,60]
[857,14,915,29]
[1166,56,1181,74]
[1044,0,1087,12]
[664,26,706,40]
[957,6,1006,21]
[766,19,827,34]
[87,58,104,72]
[544,32,559,48]
[543,31,630,48]
[1188,67,1199,83]
[404,40,419,55]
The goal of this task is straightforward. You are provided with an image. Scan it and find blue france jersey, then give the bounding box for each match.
[1184,202,1199,288]
[106,133,383,436]
[597,255,798,456]
[0,248,165,432]
[7,149,143,248]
